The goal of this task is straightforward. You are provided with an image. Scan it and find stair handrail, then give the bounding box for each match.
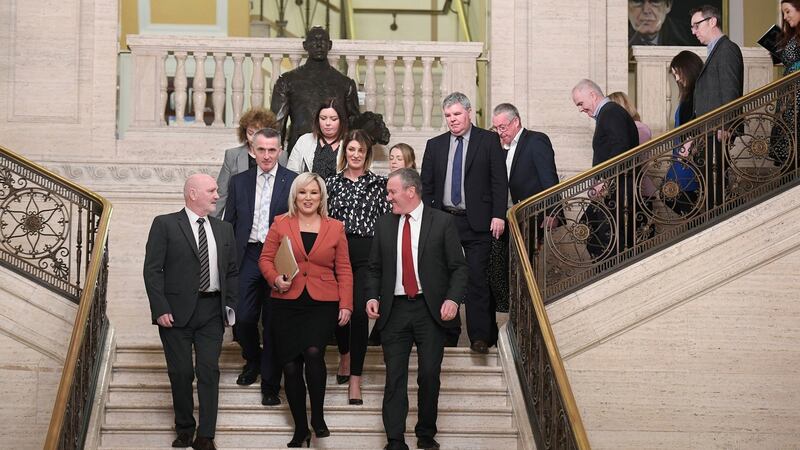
[0,146,113,449]
[506,69,798,448]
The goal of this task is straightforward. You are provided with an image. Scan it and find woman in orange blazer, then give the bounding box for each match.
[259,172,353,448]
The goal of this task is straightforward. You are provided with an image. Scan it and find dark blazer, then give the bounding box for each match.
[143,210,238,327]
[223,164,297,266]
[508,129,560,204]
[258,214,354,311]
[365,205,468,331]
[593,101,640,165]
[214,144,251,218]
[421,126,508,232]
[693,35,744,117]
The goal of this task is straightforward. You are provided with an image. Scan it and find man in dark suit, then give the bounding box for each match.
[691,4,744,210]
[572,79,640,259]
[223,127,297,405]
[143,174,238,450]
[366,168,468,450]
[420,92,507,353]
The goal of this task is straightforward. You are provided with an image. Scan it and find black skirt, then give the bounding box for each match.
[271,290,339,366]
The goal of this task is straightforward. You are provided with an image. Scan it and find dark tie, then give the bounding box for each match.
[451,135,463,206]
[197,217,210,292]
[401,214,419,298]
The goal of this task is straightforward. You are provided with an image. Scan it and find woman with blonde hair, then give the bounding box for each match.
[608,91,652,145]
[388,142,417,172]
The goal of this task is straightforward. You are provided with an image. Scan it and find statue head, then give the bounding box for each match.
[303,26,332,62]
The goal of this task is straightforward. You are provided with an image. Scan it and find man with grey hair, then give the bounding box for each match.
[421,92,507,354]
[571,79,639,258]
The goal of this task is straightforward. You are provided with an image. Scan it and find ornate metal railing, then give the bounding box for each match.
[0,145,113,449]
[506,68,798,449]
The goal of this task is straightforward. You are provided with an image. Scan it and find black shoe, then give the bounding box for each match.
[191,436,217,450]
[416,437,440,449]
[470,340,489,354]
[312,422,330,438]
[261,392,281,406]
[172,432,193,448]
[336,374,350,384]
[287,431,311,447]
[383,440,410,450]
[236,365,259,385]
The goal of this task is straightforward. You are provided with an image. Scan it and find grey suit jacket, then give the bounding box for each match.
[143,210,239,328]
[214,144,250,218]
[694,35,744,117]
[365,205,468,331]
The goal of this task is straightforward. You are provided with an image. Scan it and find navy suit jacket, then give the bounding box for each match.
[694,35,744,117]
[593,102,640,166]
[223,164,298,266]
[421,125,508,232]
[508,128,559,204]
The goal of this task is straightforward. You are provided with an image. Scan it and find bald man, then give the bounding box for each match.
[144,174,239,450]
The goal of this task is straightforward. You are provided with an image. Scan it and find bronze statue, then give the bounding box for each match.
[271,27,361,153]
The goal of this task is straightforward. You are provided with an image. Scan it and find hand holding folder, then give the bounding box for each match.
[275,235,299,281]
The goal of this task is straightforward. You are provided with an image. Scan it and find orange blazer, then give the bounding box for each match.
[259,214,353,311]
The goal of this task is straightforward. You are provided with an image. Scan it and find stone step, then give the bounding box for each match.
[111,364,506,388]
[99,425,518,449]
[113,344,500,368]
[107,383,511,409]
[103,404,515,430]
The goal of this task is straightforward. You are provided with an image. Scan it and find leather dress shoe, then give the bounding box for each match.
[470,340,489,354]
[417,437,440,449]
[261,392,281,406]
[191,436,217,450]
[383,440,410,450]
[172,432,193,447]
[236,365,259,385]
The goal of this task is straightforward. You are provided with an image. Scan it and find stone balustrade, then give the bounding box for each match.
[126,35,483,132]
[632,45,775,137]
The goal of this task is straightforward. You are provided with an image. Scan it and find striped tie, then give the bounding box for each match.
[197,217,210,291]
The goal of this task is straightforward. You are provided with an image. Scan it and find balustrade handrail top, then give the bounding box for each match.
[510,69,800,214]
[126,34,483,58]
[631,44,774,59]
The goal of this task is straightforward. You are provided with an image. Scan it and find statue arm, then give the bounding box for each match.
[270,76,290,143]
[345,78,361,127]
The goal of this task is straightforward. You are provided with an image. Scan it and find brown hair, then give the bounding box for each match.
[311,98,348,143]
[780,0,800,47]
[338,129,374,172]
[389,143,417,169]
[689,5,722,31]
[237,108,278,144]
[608,91,641,122]
[669,50,704,103]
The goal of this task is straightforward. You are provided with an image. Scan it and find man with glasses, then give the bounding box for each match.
[628,0,694,46]
[690,4,743,210]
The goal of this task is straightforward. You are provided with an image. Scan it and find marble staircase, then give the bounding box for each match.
[98,343,520,449]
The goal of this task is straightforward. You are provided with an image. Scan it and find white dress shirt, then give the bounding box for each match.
[505,128,524,207]
[394,201,424,296]
[248,164,278,243]
[184,208,220,292]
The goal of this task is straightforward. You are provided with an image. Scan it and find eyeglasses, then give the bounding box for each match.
[690,17,712,30]
[494,117,517,133]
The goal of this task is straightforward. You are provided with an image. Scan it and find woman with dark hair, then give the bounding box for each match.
[665,50,704,216]
[769,0,800,165]
[214,107,278,217]
[325,129,391,405]
[287,98,348,180]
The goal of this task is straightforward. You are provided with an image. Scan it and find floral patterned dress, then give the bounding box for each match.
[769,36,800,165]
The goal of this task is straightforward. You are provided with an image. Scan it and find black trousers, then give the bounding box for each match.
[159,294,224,438]
[381,295,445,444]
[339,235,372,376]
[233,243,281,394]
[445,214,497,346]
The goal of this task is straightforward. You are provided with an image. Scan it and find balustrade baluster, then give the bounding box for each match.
[421,57,434,130]
[383,57,397,128]
[192,52,207,127]
[158,54,168,126]
[401,57,416,131]
[364,56,378,112]
[439,59,450,131]
[251,54,264,108]
[232,53,245,124]
[346,55,359,83]
[212,53,226,127]
[173,52,188,126]
[269,54,282,90]
[289,54,301,69]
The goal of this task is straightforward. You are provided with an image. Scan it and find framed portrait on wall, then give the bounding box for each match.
[628,0,728,47]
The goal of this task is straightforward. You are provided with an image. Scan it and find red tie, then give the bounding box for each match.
[402,214,419,298]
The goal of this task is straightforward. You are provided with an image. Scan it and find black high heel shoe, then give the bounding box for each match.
[348,384,363,405]
[312,422,330,438]
[336,374,350,384]
[287,432,310,447]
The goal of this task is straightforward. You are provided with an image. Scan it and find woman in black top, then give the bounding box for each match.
[326,129,391,404]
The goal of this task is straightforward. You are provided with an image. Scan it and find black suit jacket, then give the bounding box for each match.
[365,206,468,331]
[508,128,560,204]
[143,210,238,327]
[421,126,508,232]
[694,35,744,117]
[223,164,297,266]
[593,102,640,165]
